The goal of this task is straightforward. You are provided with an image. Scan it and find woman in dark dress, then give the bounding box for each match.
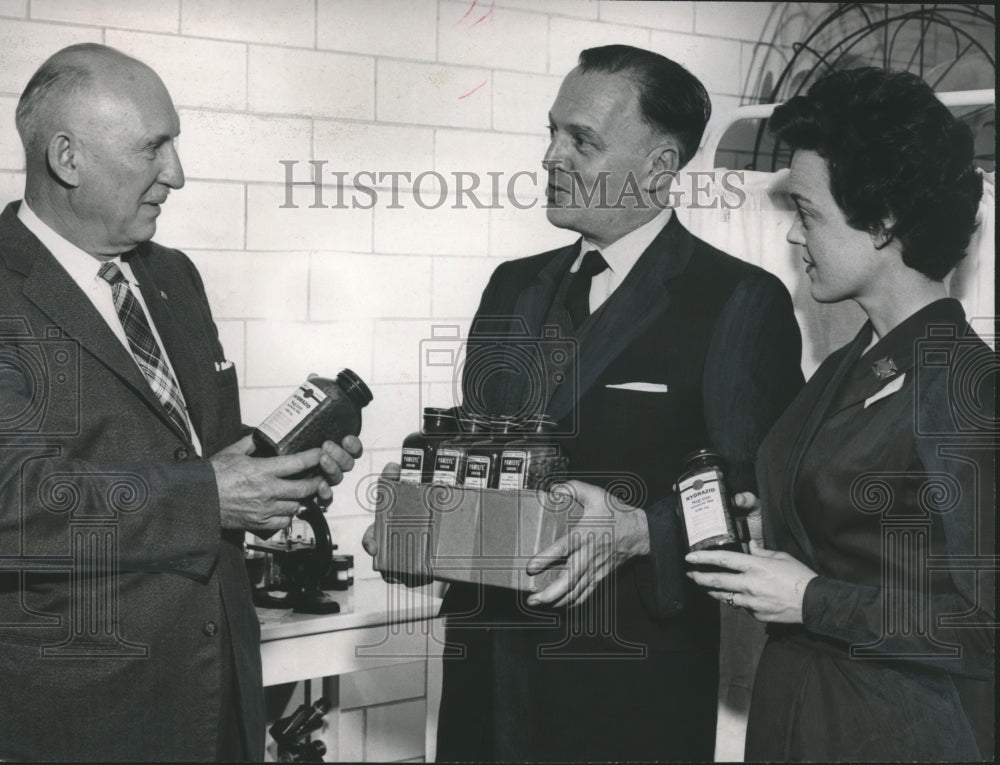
[687,68,994,761]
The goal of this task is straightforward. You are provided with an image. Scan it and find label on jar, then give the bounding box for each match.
[678,470,729,547]
[399,447,424,484]
[257,381,328,445]
[464,455,491,489]
[497,450,527,490]
[433,448,462,485]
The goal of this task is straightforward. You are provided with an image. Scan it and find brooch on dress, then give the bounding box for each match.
[871,356,898,380]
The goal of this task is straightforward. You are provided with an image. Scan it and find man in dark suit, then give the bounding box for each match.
[429,45,805,761]
[0,44,360,761]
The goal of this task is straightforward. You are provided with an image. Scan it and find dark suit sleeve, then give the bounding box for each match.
[0,452,222,581]
[801,360,995,677]
[639,272,804,617]
[703,273,804,492]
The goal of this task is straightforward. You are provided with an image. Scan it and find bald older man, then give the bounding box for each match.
[0,44,361,761]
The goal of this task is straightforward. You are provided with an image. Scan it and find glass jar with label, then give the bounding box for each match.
[463,415,520,489]
[399,407,457,484]
[252,369,372,460]
[676,449,742,553]
[432,412,490,486]
[498,415,568,490]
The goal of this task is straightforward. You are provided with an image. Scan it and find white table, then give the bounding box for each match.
[259,578,443,686]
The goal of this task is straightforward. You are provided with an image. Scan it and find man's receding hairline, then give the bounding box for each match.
[22,45,155,121]
[42,45,157,112]
[48,42,147,76]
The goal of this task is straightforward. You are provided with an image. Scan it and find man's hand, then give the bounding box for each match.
[362,462,434,587]
[361,522,379,559]
[526,480,650,609]
[733,491,763,546]
[211,435,358,533]
[684,541,818,623]
[314,435,363,506]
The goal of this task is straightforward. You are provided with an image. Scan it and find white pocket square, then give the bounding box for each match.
[605,382,669,393]
[864,373,905,408]
[215,360,235,372]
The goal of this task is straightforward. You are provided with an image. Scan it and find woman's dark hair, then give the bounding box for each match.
[770,67,982,280]
[578,45,711,169]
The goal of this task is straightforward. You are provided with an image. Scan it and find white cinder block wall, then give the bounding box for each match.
[0,0,819,580]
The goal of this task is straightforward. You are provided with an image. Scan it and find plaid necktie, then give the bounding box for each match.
[98,261,191,441]
[566,249,610,330]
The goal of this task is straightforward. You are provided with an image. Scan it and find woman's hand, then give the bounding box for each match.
[685,541,818,624]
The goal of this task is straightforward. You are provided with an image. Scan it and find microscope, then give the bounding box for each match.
[247,501,341,615]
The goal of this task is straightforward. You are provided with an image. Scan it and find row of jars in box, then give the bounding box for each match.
[399,407,569,490]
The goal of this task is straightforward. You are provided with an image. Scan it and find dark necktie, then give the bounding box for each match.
[566,249,610,330]
[98,261,191,441]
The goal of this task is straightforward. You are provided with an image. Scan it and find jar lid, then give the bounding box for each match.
[336,368,373,407]
[423,408,460,435]
[524,414,558,433]
[490,415,521,432]
[452,406,491,431]
[465,414,491,432]
[682,448,724,466]
[424,406,451,415]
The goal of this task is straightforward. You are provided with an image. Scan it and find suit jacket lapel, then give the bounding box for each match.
[513,241,578,336]
[779,323,873,568]
[546,214,692,422]
[1,203,186,440]
[824,348,909,417]
[819,300,964,417]
[482,242,577,415]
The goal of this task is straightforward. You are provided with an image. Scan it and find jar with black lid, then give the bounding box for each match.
[463,415,520,489]
[252,369,372,459]
[498,414,568,490]
[400,407,456,484]
[676,449,742,553]
[432,411,490,486]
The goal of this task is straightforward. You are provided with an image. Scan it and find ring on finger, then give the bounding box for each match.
[725,592,735,607]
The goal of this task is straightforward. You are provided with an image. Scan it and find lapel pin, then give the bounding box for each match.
[871,356,898,380]
[159,290,168,300]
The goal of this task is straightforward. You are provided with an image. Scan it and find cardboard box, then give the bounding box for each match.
[373,478,574,592]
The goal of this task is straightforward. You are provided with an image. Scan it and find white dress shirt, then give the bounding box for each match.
[18,200,201,454]
[572,207,673,314]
